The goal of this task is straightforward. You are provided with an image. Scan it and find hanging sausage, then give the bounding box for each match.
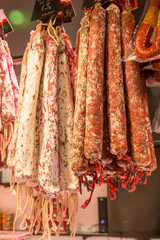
[7,21,79,238]
[72,12,92,174]
[135,0,160,61]
[0,37,19,166]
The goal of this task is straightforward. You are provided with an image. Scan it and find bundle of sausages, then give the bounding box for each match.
[0,37,19,168]
[135,0,160,82]
[7,23,79,239]
[72,3,157,206]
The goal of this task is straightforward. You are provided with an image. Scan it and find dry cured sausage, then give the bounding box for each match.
[0,40,15,123]
[57,30,79,191]
[135,0,160,60]
[38,30,60,198]
[122,6,151,167]
[74,28,81,102]
[7,45,29,169]
[71,12,91,173]
[64,34,75,98]
[3,40,19,114]
[13,27,45,181]
[84,4,106,161]
[106,4,127,156]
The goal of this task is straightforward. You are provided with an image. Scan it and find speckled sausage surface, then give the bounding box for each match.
[106,4,127,156]
[84,4,106,161]
[0,41,15,123]
[38,31,60,198]
[7,45,29,169]
[58,32,78,192]
[122,7,151,167]
[71,13,91,173]
[13,28,45,182]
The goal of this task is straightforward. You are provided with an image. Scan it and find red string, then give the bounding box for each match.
[79,156,151,206]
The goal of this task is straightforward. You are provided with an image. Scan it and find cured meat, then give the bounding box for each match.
[38,29,60,198]
[57,30,78,191]
[6,53,19,113]
[13,27,45,181]
[84,4,106,160]
[74,28,81,101]
[102,82,114,165]
[0,40,15,123]
[64,33,75,97]
[7,24,79,238]
[135,0,160,60]
[7,45,29,169]
[0,39,18,166]
[71,12,91,173]
[106,4,127,156]
[122,6,151,167]
[3,40,19,114]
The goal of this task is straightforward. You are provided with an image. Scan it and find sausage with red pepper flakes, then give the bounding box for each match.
[106,4,127,156]
[71,12,91,173]
[84,4,106,161]
[135,0,160,61]
[122,6,151,167]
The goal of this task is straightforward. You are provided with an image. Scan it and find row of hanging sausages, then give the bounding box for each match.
[6,24,79,238]
[72,2,157,203]
[0,0,158,236]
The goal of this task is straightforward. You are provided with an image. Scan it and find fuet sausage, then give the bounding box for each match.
[13,27,45,182]
[57,29,79,191]
[38,29,60,198]
[7,45,29,169]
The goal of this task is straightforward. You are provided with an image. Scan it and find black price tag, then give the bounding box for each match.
[55,0,76,26]
[82,0,99,10]
[82,0,121,10]
[3,19,13,34]
[62,1,76,23]
[31,0,61,21]
[0,9,14,35]
[102,0,121,9]
[54,0,66,26]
